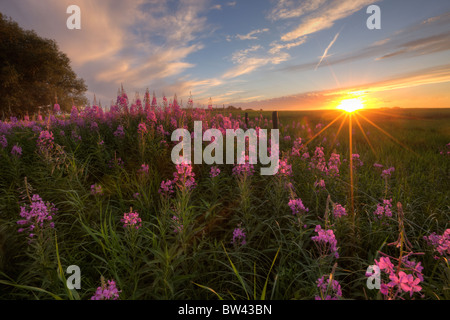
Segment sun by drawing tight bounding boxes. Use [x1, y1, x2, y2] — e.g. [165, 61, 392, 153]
[337, 98, 364, 113]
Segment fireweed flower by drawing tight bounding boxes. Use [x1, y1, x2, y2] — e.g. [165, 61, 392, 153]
[0, 135, 7, 148]
[373, 163, 384, 169]
[381, 167, 395, 178]
[121, 211, 142, 230]
[315, 275, 342, 300]
[108, 157, 124, 169]
[351, 154, 364, 168]
[291, 137, 304, 157]
[37, 130, 54, 154]
[90, 121, 99, 131]
[91, 184, 103, 195]
[210, 166, 220, 178]
[172, 216, 184, 233]
[232, 225, 247, 246]
[173, 163, 196, 191]
[424, 229, 450, 258]
[374, 199, 393, 220]
[311, 225, 339, 259]
[137, 122, 147, 135]
[159, 179, 174, 197]
[277, 159, 292, 178]
[17, 194, 57, 239]
[232, 162, 255, 177]
[91, 279, 121, 300]
[327, 153, 341, 177]
[114, 125, 125, 138]
[310, 147, 326, 172]
[288, 198, 309, 215]
[11, 144, 22, 157]
[372, 253, 424, 299]
[139, 163, 149, 175]
[332, 204, 347, 219]
[314, 179, 326, 190]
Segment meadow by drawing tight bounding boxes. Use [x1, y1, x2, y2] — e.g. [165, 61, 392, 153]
[0, 92, 448, 300]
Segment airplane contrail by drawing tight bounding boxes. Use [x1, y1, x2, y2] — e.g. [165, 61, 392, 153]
[315, 31, 340, 70]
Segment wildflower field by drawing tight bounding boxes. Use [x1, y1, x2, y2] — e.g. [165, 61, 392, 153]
[0, 91, 449, 300]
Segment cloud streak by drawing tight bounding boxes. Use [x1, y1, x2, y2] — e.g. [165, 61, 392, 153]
[315, 31, 340, 70]
[279, 0, 379, 41]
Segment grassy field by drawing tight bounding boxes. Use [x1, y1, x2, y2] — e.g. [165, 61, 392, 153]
[0, 106, 448, 300]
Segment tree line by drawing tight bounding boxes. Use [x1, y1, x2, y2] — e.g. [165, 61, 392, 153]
[0, 12, 87, 117]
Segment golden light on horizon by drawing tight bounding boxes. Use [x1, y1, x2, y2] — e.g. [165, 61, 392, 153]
[337, 98, 365, 113]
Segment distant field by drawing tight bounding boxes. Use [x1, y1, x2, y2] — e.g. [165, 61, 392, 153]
[0, 105, 448, 300]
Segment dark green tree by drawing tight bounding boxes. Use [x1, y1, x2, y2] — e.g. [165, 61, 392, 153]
[0, 13, 87, 117]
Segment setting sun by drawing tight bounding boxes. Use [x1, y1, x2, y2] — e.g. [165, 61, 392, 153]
[337, 98, 364, 113]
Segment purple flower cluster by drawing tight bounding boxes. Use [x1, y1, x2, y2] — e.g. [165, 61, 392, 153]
[173, 163, 196, 190]
[137, 122, 147, 135]
[17, 194, 57, 239]
[372, 255, 424, 298]
[210, 166, 221, 178]
[172, 215, 183, 233]
[232, 226, 247, 246]
[139, 163, 149, 175]
[232, 162, 255, 177]
[108, 157, 124, 169]
[423, 229, 450, 259]
[291, 137, 304, 157]
[121, 211, 142, 230]
[36, 130, 54, 154]
[276, 159, 292, 178]
[288, 198, 309, 215]
[90, 184, 103, 195]
[311, 225, 339, 259]
[0, 135, 7, 148]
[327, 153, 341, 177]
[381, 167, 395, 178]
[315, 275, 342, 300]
[332, 204, 347, 219]
[113, 125, 125, 138]
[11, 144, 22, 157]
[314, 179, 326, 190]
[91, 279, 121, 300]
[310, 147, 326, 172]
[351, 153, 364, 168]
[374, 199, 393, 220]
[159, 179, 175, 197]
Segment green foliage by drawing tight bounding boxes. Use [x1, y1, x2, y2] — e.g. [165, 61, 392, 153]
[0, 13, 87, 117]
[0, 108, 448, 300]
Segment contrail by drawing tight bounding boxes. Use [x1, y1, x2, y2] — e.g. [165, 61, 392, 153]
[315, 31, 340, 70]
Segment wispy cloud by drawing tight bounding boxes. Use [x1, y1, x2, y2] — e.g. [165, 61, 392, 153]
[269, 38, 307, 54]
[268, 0, 327, 21]
[279, 0, 379, 41]
[0, 0, 217, 102]
[315, 31, 340, 70]
[235, 28, 269, 40]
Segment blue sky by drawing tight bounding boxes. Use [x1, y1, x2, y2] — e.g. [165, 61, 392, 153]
[1, 0, 449, 109]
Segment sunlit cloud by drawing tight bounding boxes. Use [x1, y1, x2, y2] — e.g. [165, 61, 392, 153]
[269, 37, 307, 54]
[280, 0, 379, 41]
[235, 28, 269, 40]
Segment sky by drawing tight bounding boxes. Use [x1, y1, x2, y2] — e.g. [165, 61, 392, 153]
[1, 0, 450, 110]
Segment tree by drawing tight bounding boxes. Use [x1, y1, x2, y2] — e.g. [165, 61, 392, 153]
[0, 13, 87, 117]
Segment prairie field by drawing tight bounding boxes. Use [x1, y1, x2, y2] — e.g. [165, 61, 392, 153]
[0, 102, 448, 300]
